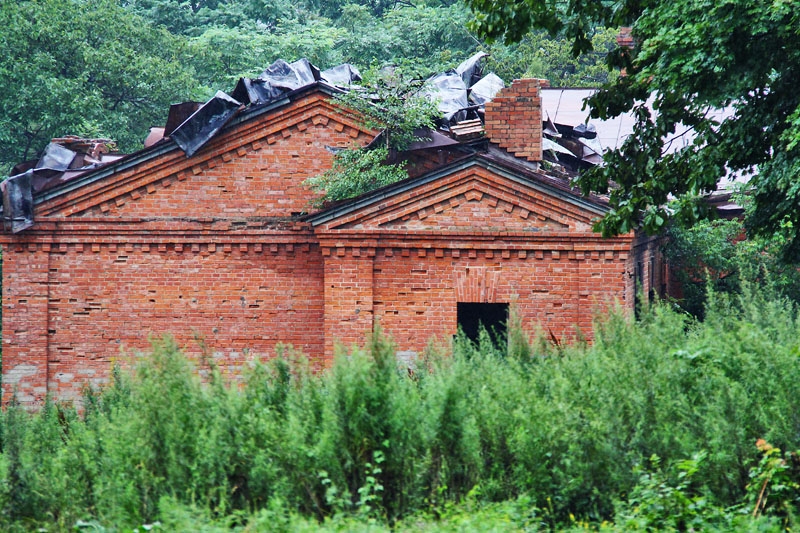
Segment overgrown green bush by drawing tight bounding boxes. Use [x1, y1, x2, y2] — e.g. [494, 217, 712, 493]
[663, 218, 800, 318]
[304, 73, 438, 206]
[2, 288, 800, 531]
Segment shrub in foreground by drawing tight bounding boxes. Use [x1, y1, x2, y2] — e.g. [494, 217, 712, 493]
[1, 289, 800, 530]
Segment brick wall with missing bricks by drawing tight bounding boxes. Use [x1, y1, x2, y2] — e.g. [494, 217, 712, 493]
[484, 78, 545, 162]
[1, 82, 659, 408]
[1, 91, 373, 406]
[313, 161, 638, 360]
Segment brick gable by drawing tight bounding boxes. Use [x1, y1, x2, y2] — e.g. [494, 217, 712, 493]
[310, 156, 635, 357]
[34, 91, 375, 220]
[313, 158, 603, 233]
[322, 164, 593, 233]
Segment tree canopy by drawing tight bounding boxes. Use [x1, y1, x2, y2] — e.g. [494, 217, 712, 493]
[466, 0, 800, 257]
[0, 0, 199, 169]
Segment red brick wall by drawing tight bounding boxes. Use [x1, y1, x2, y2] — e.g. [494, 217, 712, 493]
[0, 87, 644, 407]
[2, 240, 325, 405]
[319, 244, 631, 356]
[1, 90, 373, 406]
[313, 158, 636, 358]
[78, 122, 366, 219]
[327, 165, 597, 233]
[322, 251, 376, 361]
[35, 93, 373, 220]
[1, 246, 50, 405]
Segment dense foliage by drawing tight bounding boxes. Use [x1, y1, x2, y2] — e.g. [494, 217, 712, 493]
[485, 26, 619, 88]
[663, 218, 800, 319]
[304, 75, 439, 204]
[304, 146, 409, 206]
[0, 0, 618, 175]
[2, 290, 800, 530]
[465, 0, 800, 259]
[0, 0, 198, 168]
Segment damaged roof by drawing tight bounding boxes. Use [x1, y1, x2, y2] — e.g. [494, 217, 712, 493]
[4, 51, 725, 232]
[539, 88, 739, 178]
[307, 146, 610, 228]
[1, 137, 122, 232]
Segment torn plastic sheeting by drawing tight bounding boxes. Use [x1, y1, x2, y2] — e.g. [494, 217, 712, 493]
[2, 170, 34, 233]
[262, 58, 320, 86]
[469, 73, 504, 106]
[231, 77, 275, 106]
[456, 51, 488, 88]
[233, 58, 321, 105]
[171, 91, 242, 158]
[36, 142, 76, 171]
[578, 136, 604, 156]
[423, 71, 468, 121]
[259, 58, 319, 95]
[321, 63, 362, 86]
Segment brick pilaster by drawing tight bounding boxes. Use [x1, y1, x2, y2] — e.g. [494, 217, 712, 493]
[2, 244, 50, 407]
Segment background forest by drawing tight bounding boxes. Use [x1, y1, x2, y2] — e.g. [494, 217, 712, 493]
[0, 0, 616, 175]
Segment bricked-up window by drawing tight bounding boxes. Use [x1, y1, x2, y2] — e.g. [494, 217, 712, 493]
[457, 303, 508, 344]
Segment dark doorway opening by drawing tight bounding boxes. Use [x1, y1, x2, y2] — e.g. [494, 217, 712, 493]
[457, 302, 508, 344]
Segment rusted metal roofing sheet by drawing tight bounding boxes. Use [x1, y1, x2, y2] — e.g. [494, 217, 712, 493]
[171, 91, 242, 158]
[165, 102, 202, 136]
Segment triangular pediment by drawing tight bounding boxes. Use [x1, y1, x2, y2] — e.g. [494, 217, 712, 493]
[313, 160, 605, 234]
[35, 89, 376, 219]
[373, 182, 572, 232]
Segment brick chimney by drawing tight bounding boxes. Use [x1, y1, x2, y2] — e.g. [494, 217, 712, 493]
[483, 78, 545, 162]
[616, 27, 635, 77]
[616, 26, 634, 49]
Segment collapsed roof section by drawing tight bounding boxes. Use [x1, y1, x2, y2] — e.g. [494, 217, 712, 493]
[1, 53, 619, 232]
[2, 137, 122, 232]
[416, 54, 606, 174]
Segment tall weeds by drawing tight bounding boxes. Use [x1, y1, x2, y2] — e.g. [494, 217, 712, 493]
[1, 290, 800, 530]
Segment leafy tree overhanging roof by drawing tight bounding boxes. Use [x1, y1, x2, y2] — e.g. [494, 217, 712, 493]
[466, 0, 800, 258]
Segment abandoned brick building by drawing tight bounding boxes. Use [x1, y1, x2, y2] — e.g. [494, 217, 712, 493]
[0, 61, 664, 406]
